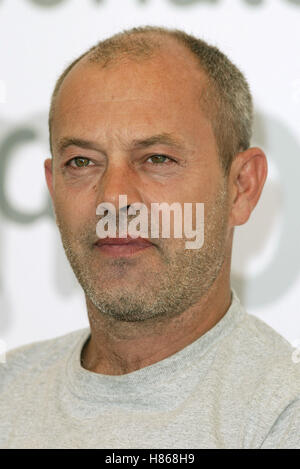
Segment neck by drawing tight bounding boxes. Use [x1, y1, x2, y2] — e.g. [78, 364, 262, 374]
[81, 263, 232, 376]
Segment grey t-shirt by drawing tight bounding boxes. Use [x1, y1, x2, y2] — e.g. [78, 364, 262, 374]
[0, 289, 300, 449]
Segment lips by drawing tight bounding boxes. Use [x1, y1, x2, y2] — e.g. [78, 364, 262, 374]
[95, 236, 153, 247]
[94, 235, 154, 258]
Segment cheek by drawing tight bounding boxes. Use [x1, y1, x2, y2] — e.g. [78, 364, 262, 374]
[53, 188, 96, 229]
[169, 175, 213, 205]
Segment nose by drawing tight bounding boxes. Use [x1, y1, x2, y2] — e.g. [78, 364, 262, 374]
[95, 159, 144, 212]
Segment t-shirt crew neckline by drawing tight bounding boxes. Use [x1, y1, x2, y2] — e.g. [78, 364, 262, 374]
[65, 288, 245, 401]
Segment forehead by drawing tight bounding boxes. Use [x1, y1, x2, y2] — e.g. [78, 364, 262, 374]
[51, 44, 213, 149]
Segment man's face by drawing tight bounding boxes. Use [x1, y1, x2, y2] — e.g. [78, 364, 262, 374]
[47, 46, 231, 322]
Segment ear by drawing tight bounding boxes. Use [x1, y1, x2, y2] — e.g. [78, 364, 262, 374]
[228, 147, 268, 227]
[44, 158, 54, 201]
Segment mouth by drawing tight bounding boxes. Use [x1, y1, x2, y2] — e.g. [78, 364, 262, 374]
[94, 236, 154, 258]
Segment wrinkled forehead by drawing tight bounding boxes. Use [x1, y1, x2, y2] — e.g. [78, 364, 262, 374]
[50, 45, 214, 156]
[53, 41, 208, 115]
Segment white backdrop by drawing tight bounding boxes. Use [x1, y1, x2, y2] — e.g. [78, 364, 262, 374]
[0, 0, 300, 354]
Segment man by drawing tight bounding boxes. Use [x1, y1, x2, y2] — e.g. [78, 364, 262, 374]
[0, 26, 299, 449]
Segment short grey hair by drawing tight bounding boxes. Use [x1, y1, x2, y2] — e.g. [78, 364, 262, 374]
[49, 25, 253, 176]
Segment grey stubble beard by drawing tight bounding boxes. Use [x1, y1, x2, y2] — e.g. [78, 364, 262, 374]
[55, 182, 229, 325]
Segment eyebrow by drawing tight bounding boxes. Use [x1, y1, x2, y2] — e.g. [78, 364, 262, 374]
[55, 133, 186, 155]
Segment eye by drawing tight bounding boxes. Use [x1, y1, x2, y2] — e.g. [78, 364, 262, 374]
[66, 157, 94, 168]
[146, 154, 175, 165]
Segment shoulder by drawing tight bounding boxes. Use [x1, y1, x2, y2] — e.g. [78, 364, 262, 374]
[0, 328, 90, 392]
[244, 310, 300, 388]
[238, 309, 299, 369]
[260, 396, 300, 448]
[226, 302, 300, 429]
[226, 293, 299, 374]
[217, 295, 300, 446]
